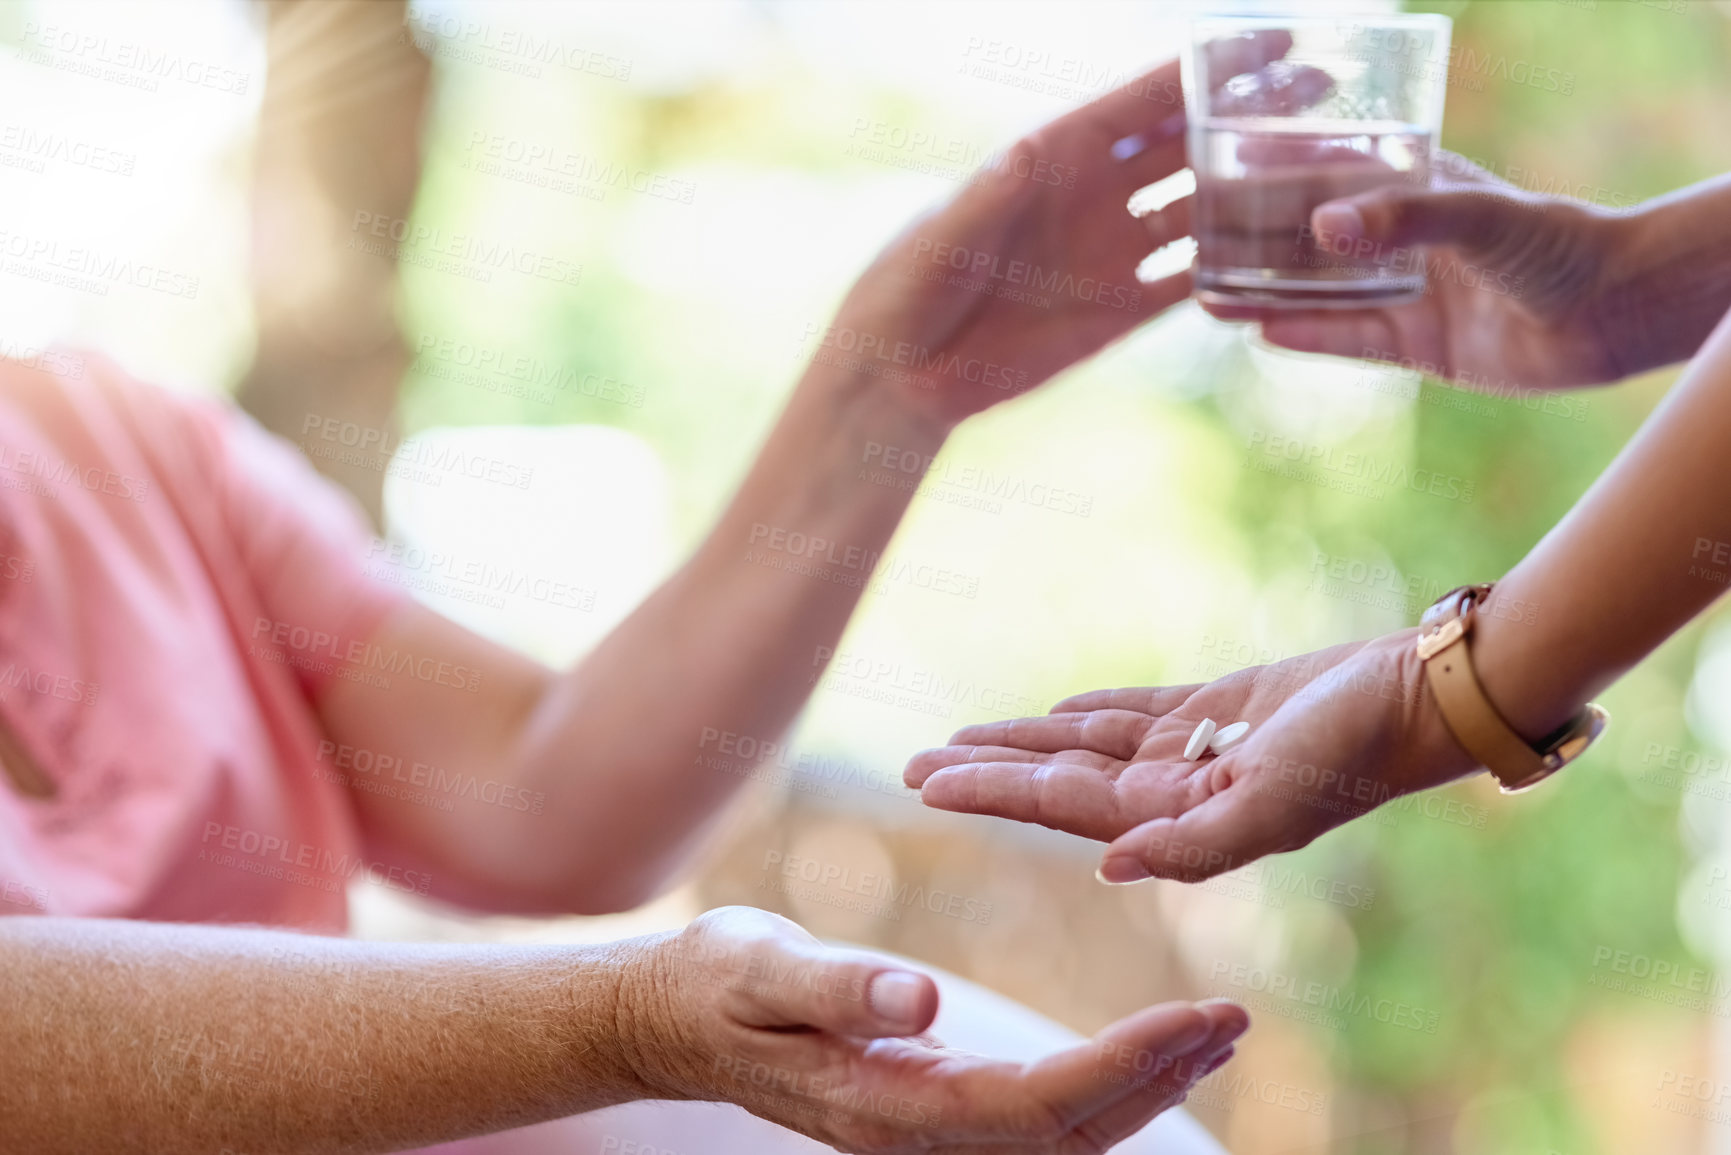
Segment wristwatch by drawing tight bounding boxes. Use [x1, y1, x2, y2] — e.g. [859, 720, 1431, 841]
[1416, 584, 1609, 793]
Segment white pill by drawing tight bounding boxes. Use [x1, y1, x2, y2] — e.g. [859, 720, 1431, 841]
[1183, 718, 1217, 760]
[1209, 721, 1250, 754]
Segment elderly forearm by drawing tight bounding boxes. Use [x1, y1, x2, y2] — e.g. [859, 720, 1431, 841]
[0, 917, 658, 1154]
[1472, 305, 1731, 741]
[509, 366, 951, 907]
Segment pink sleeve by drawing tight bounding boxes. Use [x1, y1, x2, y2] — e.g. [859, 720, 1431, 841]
[209, 407, 409, 700]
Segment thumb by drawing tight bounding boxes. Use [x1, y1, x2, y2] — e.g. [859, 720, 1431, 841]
[1309, 181, 1555, 268]
[1096, 761, 1329, 884]
[739, 934, 940, 1039]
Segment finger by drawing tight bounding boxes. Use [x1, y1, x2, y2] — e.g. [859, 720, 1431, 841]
[918, 760, 1125, 840]
[1072, 1003, 1249, 1146]
[906, 1001, 1217, 1147]
[1198, 29, 1295, 94]
[1098, 756, 1330, 883]
[1069, 59, 1185, 145]
[735, 934, 939, 1037]
[1112, 113, 1188, 189]
[1136, 191, 1193, 251]
[1021, 1001, 1244, 1136]
[1049, 685, 1201, 716]
[950, 709, 1160, 759]
[1310, 181, 1550, 261]
[1081, 29, 1293, 157]
[904, 743, 1055, 789]
[1211, 60, 1336, 119]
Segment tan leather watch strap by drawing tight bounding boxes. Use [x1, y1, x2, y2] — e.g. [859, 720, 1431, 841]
[1422, 628, 1547, 785]
[1416, 583, 1608, 793]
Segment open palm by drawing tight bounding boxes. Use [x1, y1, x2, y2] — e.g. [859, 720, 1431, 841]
[904, 631, 1478, 882]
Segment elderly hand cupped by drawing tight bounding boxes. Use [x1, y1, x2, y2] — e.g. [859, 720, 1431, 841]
[630, 906, 1247, 1153]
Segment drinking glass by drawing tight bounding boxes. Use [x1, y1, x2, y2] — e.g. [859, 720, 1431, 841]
[1182, 14, 1452, 308]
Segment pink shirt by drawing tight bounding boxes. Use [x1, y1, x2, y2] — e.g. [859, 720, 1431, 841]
[0, 354, 405, 933]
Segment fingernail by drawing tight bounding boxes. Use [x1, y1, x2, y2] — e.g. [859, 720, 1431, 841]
[1111, 134, 1148, 162]
[1312, 203, 1364, 240]
[869, 972, 926, 1030]
[1168, 1017, 1216, 1057]
[1095, 858, 1152, 885]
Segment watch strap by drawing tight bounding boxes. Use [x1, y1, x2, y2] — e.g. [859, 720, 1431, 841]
[1416, 583, 1608, 793]
[1421, 628, 1550, 789]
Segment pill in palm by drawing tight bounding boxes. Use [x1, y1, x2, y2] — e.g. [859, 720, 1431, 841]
[1183, 718, 1218, 760]
[1209, 721, 1250, 754]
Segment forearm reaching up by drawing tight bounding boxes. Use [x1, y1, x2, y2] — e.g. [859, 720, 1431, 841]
[313, 54, 1213, 914]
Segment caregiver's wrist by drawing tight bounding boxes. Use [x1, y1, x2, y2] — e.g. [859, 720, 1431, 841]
[1462, 586, 1591, 746]
[1600, 183, 1731, 373]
